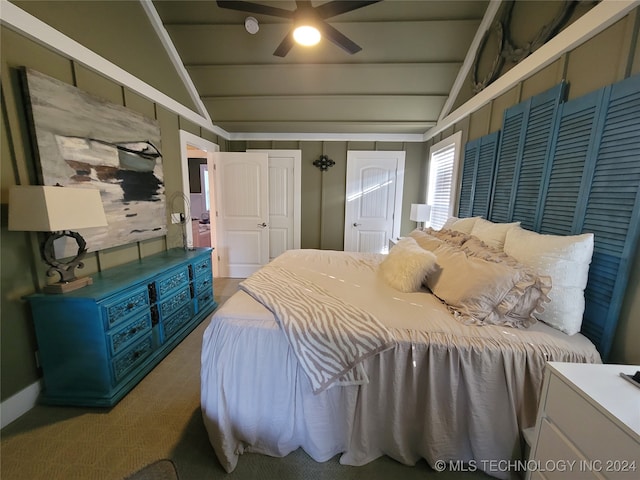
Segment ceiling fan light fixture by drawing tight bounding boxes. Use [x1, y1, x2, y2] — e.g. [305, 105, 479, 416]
[293, 25, 321, 46]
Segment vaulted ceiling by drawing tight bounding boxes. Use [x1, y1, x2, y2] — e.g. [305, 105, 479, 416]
[152, 0, 490, 136]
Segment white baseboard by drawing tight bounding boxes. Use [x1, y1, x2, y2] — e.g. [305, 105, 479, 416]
[0, 381, 41, 429]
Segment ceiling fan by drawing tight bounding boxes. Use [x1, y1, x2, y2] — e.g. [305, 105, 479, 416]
[216, 0, 382, 57]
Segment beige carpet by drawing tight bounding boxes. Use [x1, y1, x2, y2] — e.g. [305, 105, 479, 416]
[1, 278, 489, 480]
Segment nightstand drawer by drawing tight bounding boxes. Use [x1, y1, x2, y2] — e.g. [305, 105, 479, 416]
[111, 334, 153, 383]
[107, 312, 152, 356]
[535, 418, 598, 480]
[546, 375, 639, 479]
[156, 266, 190, 299]
[103, 287, 150, 329]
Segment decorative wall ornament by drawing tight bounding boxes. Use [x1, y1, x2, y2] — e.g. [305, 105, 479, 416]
[313, 155, 335, 171]
[22, 68, 167, 256]
[472, 1, 580, 93]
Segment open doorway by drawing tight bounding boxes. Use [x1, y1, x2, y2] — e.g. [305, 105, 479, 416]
[178, 130, 220, 276]
[187, 146, 212, 248]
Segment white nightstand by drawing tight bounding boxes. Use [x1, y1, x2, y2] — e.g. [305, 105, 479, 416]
[526, 362, 640, 480]
[388, 236, 406, 251]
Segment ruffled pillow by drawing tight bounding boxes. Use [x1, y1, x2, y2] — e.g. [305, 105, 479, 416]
[424, 241, 550, 328]
[380, 237, 438, 293]
[470, 218, 520, 250]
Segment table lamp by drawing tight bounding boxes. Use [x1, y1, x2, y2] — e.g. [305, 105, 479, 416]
[410, 203, 431, 231]
[8, 185, 108, 294]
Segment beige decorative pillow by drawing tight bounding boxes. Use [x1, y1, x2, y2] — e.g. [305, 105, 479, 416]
[425, 242, 550, 328]
[440, 216, 481, 234]
[380, 237, 438, 293]
[408, 229, 444, 252]
[504, 227, 594, 335]
[424, 227, 470, 246]
[470, 218, 520, 250]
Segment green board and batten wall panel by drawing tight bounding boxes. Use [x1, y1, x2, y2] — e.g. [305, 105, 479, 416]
[458, 75, 640, 360]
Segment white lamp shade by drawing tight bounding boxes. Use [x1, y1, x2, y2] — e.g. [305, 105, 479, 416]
[8, 186, 108, 232]
[410, 203, 431, 223]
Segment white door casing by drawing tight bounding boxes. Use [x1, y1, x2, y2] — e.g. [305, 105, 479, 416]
[249, 150, 302, 260]
[178, 130, 219, 276]
[213, 152, 269, 277]
[344, 150, 405, 253]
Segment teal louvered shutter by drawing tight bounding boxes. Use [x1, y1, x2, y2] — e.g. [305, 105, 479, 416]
[490, 104, 525, 222]
[459, 132, 499, 219]
[539, 89, 604, 235]
[578, 75, 640, 360]
[490, 82, 567, 224]
[472, 132, 500, 217]
[539, 74, 640, 359]
[459, 140, 478, 218]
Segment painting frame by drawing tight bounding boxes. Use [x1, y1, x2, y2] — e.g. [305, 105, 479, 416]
[21, 68, 167, 257]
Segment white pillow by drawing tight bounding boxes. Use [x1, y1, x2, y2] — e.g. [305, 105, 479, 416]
[503, 227, 594, 335]
[380, 237, 438, 293]
[441, 216, 481, 234]
[470, 218, 520, 250]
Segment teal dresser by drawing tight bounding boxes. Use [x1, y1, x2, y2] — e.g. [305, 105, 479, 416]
[25, 247, 217, 407]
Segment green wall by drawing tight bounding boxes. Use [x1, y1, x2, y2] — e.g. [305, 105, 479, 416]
[0, 24, 220, 401]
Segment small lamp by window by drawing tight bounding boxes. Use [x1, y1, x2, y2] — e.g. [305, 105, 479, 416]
[410, 203, 431, 231]
[8, 185, 108, 294]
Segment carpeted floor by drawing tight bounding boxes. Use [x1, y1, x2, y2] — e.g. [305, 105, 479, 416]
[1, 278, 490, 480]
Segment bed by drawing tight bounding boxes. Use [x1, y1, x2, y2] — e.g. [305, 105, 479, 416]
[200, 223, 602, 479]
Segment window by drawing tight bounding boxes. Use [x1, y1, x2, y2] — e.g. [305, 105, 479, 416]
[427, 131, 463, 229]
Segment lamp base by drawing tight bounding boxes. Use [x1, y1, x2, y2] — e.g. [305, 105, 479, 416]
[43, 276, 93, 294]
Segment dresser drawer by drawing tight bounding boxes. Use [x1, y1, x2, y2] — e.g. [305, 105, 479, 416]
[191, 255, 212, 278]
[545, 375, 639, 479]
[162, 303, 193, 341]
[155, 266, 190, 299]
[111, 334, 153, 383]
[194, 274, 213, 296]
[158, 286, 191, 319]
[107, 312, 152, 356]
[103, 286, 150, 329]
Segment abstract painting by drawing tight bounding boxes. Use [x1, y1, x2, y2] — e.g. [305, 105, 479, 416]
[22, 68, 166, 256]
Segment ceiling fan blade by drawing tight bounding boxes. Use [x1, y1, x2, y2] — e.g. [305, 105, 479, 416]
[273, 30, 295, 57]
[314, 0, 382, 20]
[317, 21, 362, 54]
[216, 1, 293, 19]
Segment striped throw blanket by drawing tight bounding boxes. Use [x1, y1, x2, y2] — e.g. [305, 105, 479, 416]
[239, 264, 396, 393]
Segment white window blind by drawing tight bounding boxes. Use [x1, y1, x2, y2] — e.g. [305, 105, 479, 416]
[427, 144, 455, 229]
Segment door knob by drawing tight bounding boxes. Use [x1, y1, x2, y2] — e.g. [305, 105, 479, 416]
[353, 223, 361, 227]
[258, 222, 267, 228]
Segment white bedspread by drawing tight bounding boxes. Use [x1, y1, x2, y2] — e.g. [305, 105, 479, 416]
[201, 249, 601, 478]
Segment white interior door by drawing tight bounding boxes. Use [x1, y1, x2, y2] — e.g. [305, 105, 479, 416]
[250, 149, 301, 260]
[214, 152, 269, 277]
[344, 151, 405, 253]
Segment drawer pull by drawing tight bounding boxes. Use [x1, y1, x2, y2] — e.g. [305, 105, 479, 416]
[127, 303, 134, 310]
